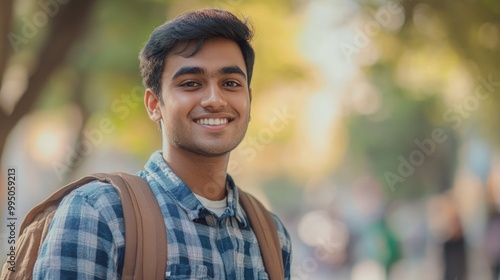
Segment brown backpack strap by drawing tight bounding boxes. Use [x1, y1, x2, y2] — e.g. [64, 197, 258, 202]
[239, 190, 284, 280]
[90, 173, 167, 280]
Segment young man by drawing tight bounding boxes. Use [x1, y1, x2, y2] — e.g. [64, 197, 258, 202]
[33, 9, 292, 279]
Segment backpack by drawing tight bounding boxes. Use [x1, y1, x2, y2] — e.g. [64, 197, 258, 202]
[1, 172, 284, 280]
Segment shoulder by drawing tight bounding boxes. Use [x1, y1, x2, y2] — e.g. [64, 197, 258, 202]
[238, 190, 292, 250]
[47, 179, 126, 246]
[34, 180, 126, 279]
[269, 212, 292, 250]
[68, 180, 120, 201]
[57, 180, 123, 221]
[268, 211, 292, 279]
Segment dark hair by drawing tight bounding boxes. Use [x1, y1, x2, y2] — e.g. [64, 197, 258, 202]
[139, 9, 254, 101]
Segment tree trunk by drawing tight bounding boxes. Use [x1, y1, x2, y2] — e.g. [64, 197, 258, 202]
[0, 0, 98, 162]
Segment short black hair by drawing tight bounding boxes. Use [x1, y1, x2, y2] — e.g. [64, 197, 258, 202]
[139, 9, 255, 101]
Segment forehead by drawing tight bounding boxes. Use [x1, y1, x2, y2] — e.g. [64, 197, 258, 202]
[162, 38, 246, 79]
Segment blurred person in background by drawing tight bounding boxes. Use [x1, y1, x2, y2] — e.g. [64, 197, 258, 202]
[485, 174, 500, 280]
[429, 193, 467, 280]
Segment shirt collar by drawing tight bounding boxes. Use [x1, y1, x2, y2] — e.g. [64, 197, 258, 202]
[142, 151, 248, 227]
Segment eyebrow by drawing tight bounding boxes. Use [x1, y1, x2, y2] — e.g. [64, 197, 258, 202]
[218, 66, 247, 80]
[172, 66, 205, 80]
[171, 65, 247, 81]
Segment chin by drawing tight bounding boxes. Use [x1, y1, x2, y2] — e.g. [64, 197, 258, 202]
[193, 142, 240, 157]
[192, 148, 232, 158]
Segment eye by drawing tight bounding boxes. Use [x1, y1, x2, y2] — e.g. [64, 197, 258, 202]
[180, 81, 201, 87]
[223, 80, 241, 87]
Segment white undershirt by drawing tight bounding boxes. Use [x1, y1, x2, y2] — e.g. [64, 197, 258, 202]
[194, 193, 228, 217]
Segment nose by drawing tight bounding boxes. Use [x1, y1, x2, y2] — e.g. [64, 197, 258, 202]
[200, 84, 227, 110]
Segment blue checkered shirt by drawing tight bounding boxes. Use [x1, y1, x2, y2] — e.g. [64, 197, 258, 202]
[33, 151, 292, 279]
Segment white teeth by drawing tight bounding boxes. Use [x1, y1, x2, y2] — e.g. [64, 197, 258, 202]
[196, 118, 229, 125]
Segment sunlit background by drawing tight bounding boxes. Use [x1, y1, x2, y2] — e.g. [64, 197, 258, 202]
[1, 0, 500, 279]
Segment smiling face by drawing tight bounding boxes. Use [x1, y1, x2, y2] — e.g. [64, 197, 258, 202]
[145, 38, 251, 157]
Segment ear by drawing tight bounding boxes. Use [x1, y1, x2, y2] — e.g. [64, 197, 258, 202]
[144, 88, 162, 121]
[248, 88, 252, 121]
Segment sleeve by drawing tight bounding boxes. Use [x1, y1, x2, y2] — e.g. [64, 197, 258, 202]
[33, 182, 125, 280]
[271, 213, 292, 280]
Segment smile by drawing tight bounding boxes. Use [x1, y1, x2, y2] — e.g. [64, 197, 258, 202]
[195, 118, 230, 126]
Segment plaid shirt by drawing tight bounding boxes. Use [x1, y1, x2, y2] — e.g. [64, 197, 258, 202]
[33, 151, 292, 279]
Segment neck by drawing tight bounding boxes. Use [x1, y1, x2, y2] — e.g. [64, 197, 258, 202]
[162, 146, 229, 201]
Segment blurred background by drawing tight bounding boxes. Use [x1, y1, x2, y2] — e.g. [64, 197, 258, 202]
[1, 0, 499, 279]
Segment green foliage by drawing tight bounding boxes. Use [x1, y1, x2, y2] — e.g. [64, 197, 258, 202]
[344, 0, 499, 197]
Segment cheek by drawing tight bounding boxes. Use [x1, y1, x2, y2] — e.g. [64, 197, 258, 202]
[162, 94, 194, 116]
[231, 95, 251, 115]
